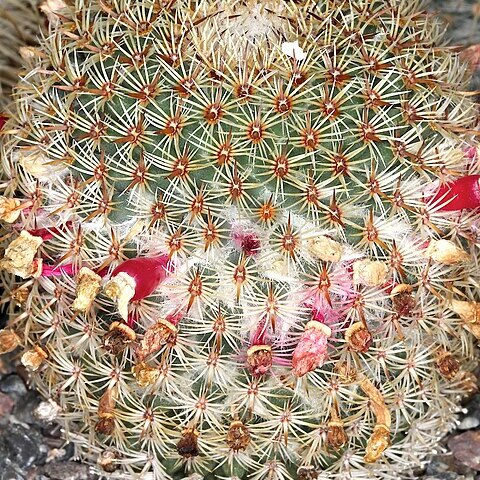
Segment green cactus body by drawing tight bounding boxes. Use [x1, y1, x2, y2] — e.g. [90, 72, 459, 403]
[0, 0, 480, 479]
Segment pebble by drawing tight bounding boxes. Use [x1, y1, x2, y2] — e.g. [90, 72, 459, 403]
[0, 375, 27, 397]
[459, 417, 480, 431]
[448, 431, 480, 470]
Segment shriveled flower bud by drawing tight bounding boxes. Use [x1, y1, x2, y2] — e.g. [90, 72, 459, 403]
[97, 448, 120, 473]
[391, 284, 415, 316]
[176, 428, 199, 458]
[326, 419, 348, 450]
[21, 345, 48, 371]
[226, 420, 251, 451]
[246, 345, 272, 377]
[424, 239, 469, 264]
[102, 322, 136, 355]
[0, 196, 21, 223]
[352, 260, 388, 286]
[0, 231, 43, 278]
[11, 286, 30, 306]
[307, 235, 343, 262]
[334, 362, 358, 384]
[297, 465, 319, 480]
[0, 329, 21, 354]
[364, 424, 390, 463]
[436, 350, 460, 379]
[95, 388, 116, 435]
[72, 267, 102, 311]
[136, 319, 177, 360]
[132, 362, 160, 387]
[345, 322, 373, 352]
[457, 370, 478, 397]
[292, 321, 331, 377]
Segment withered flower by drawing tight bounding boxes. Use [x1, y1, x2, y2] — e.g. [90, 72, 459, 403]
[102, 321, 136, 355]
[176, 428, 199, 458]
[246, 344, 272, 377]
[226, 420, 251, 451]
[345, 322, 373, 352]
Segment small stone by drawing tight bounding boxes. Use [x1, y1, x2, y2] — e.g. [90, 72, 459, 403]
[0, 375, 27, 397]
[458, 416, 480, 430]
[3, 424, 47, 469]
[448, 430, 480, 470]
[0, 392, 14, 418]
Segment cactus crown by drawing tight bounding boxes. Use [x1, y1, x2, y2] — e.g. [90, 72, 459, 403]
[0, 0, 479, 479]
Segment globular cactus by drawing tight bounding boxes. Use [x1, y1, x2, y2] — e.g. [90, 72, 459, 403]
[1, 0, 480, 478]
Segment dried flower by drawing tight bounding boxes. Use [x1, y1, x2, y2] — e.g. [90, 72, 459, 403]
[0, 196, 21, 223]
[345, 322, 373, 352]
[352, 260, 388, 286]
[136, 318, 177, 360]
[391, 284, 415, 316]
[72, 267, 102, 311]
[307, 235, 343, 262]
[436, 350, 460, 379]
[21, 345, 48, 371]
[326, 419, 348, 450]
[0, 231, 43, 278]
[132, 362, 160, 387]
[292, 321, 331, 377]
[102, 322, 136, 355]
[0, 329, 21, 354]
[246, 345, 272, 377]
[177, 428, 199, 458]
[95, 387, 117, 435]
[226, 420, 251, 451]
[424, 239, 469, 264]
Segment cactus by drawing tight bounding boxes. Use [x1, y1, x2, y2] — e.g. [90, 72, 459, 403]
[1, 0, 480, 478]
